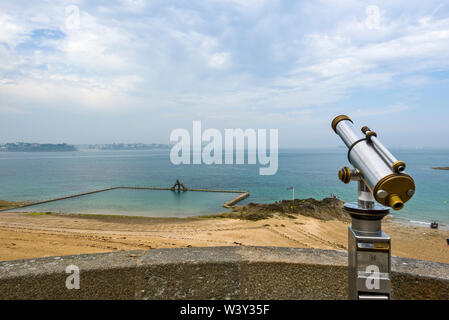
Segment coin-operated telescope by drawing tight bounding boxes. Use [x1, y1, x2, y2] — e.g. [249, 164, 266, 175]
[332, 115, 415, 300]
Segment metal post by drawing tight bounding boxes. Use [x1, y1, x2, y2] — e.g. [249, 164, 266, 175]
[346, 179, 391, 300]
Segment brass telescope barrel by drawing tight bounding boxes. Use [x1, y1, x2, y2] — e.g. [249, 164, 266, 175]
[332, 115, 415, 210]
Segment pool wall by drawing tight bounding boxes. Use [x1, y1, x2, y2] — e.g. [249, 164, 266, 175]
[0, 186, 250, 212]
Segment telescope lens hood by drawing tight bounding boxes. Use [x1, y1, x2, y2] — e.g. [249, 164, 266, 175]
[331, 115, 353, 133]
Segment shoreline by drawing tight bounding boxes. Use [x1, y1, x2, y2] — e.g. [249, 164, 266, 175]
[3, 195, 448, 228]
[7, 208, 448, 231]
[0, 210, 448, 264]
[16, 209, 448, 230]
[3, 207, 449, 230]
[392, 216, 448, 231]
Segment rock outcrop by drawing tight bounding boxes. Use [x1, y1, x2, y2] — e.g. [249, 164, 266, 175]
[221, 198, 350, 222]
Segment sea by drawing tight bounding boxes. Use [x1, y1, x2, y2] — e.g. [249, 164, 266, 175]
[0, 148, 448, 228]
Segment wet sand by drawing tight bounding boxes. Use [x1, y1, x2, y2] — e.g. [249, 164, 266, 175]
[0, 211, 448, 263]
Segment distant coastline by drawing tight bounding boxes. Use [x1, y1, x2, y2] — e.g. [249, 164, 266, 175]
[77, 143, 170, 151]
[0, 142, 170, 152]
[0, 142, 76, 152]
[432, 167, 449, 170]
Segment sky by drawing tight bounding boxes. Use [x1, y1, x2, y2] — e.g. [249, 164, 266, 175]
[0, 0, 448, 148]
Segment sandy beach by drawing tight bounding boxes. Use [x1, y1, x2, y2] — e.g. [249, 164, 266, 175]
[0, 211, 448, 264]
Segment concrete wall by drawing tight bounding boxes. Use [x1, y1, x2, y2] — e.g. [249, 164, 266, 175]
[0, 246, 448, 300]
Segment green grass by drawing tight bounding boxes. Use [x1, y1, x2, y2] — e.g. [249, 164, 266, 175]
[23, 211, 186, 220]
[26, 212, 53, 216]
[198, 211, 275, 221]
[25, 211, 144, 219]
[75, 213, 148, 219]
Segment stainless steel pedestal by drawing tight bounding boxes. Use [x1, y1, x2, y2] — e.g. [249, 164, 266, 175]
[345, 180, 392, 300]
[348, 219, 391, 300]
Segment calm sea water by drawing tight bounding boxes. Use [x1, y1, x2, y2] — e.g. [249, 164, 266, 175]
[0, 149, 448, 226]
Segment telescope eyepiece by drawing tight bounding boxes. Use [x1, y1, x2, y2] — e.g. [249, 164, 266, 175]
[392, 160, 406, 173]
[388, 194, 404, 210]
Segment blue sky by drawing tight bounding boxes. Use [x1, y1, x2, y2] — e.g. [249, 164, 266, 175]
[0, 0, 449, 147]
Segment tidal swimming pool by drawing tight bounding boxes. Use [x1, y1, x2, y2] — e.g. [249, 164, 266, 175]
[9, 188, 238, 217]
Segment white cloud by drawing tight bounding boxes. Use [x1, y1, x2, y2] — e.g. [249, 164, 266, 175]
[0, 13, 27, 46]
[0, 0, 449, 136]
[352, 104, 412, 118]
[120, 0, 147, 11]
[223, 0, 273, 12]
[269, 8, 449, 112]
[208, 52, 231, 69]
[58, 11, 133, 72]
[0, 77, 143, 112]
[0, 105, 27, 114]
